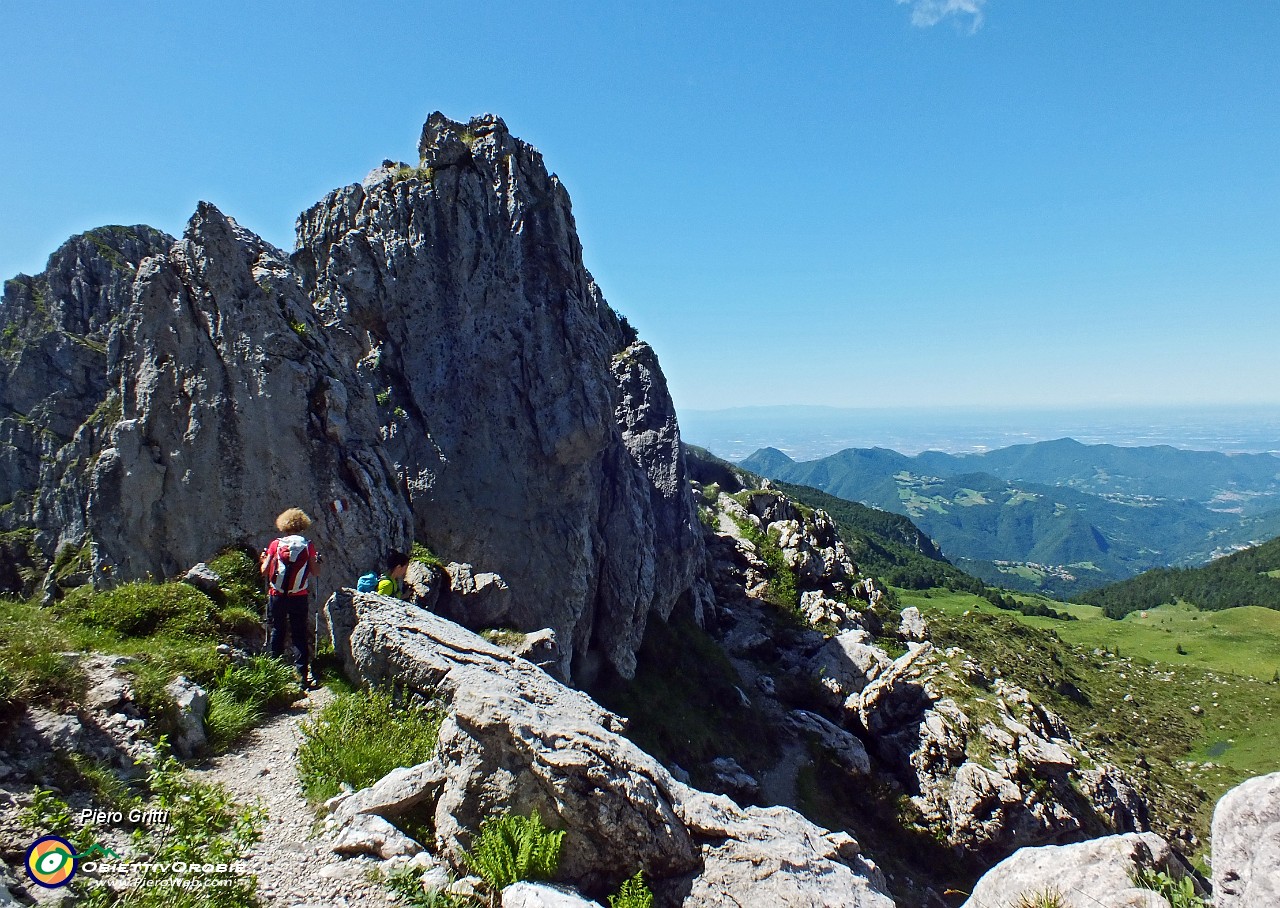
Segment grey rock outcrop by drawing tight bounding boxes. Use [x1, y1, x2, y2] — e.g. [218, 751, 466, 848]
[0, 226, 173, 596]
[1212, 771, 1280, 908]
[165, 676, 209, 758]
[90, 202, 412, 596]
[325, 591, 895, 906]
[849, 642, 1148, 857]
[0, 113, 708, 681]
[960, 832, 1191, 908]
[897, 606, 927, 642]
[785, 709, 871, 775]
[809, 630, 891, 706]
[438, 561, 510, 627]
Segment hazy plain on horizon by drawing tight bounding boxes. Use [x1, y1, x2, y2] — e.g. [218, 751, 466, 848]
[681, 404, 1280, 462]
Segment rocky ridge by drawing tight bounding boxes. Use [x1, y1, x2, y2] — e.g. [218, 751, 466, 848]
[687, 460, 1148, 870]
[0, 113, 708, 681]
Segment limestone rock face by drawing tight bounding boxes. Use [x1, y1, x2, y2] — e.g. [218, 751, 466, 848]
[326, 591, 895, 906]
[89, 203, 412, 591]
[1, 113, 707, 680]
[0, 226, 173, 594]
[1212, 771, 1280, 908]
[293, 112, 704, 681]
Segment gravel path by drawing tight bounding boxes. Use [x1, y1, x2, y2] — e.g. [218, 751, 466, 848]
[193, 688, 394, 908]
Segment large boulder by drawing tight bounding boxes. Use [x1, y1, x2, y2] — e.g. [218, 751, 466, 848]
[326, 592, 895, 906]
[960, 832, 1189, 908]
[502, 882, 599, 908]
[1212, 771, 1280, 908]
[165, 676, 209, 758]
[809, 630, 892, 706]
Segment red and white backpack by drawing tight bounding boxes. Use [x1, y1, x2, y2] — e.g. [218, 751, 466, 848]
[264, 535, 313, 595]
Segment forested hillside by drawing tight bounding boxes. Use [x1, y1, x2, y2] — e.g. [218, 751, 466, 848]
[1076, 535, 1280, 618]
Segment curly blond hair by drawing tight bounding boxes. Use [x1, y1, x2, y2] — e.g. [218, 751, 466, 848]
[275, 508, 313, 533]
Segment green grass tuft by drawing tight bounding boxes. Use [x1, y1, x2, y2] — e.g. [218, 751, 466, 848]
[1012, 889, 1067, 908]
[480, 628, 525, 648]
[58, 581, 222, 639]
[297, 688, 444, 803]
[204, 656, 298, 751]
[207, 547, 267, 614]
[205, 688, 264, 752]
[410, 542, 445, 567]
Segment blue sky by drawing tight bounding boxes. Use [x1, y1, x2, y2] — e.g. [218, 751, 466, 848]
[2, 1, 1277, 411]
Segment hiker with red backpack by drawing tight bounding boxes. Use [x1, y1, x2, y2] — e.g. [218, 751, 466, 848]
[260, 507, 320, 688]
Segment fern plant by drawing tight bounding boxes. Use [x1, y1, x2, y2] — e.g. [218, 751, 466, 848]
[609, 871, 654, 908]
[462, 811, 564, 892]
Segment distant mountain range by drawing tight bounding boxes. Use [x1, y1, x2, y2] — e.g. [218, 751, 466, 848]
[740, 438, 1280, 597]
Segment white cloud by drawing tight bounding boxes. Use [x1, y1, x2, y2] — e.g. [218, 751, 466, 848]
[895, 0, 988, 31]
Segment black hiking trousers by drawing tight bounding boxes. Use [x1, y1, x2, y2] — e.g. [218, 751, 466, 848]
[268, 593, 310, 678]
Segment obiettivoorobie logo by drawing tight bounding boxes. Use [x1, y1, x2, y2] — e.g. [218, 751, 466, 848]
[25, 836, 119, 889]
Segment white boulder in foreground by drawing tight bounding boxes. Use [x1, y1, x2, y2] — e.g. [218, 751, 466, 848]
[960, 831, 1196, 908]
[1212, 770, 1280, 908]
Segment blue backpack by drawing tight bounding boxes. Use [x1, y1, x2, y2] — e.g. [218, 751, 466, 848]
[355, 572, 379, 593]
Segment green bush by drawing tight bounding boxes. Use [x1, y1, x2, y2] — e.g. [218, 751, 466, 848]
[20, 750, 263, 907]
[207, 547, 267, 614]
[732, 518, 801, 619]
[1133, 868, 1208, 908]
[297, 688, 443, 802]
[214, 605, 263, 637]
[411, 542, 445, 567]
[61, 581, 221, 639]
[0, 599, 89, 709]
[462, 811, 564, 893]
[609, 871, 654, 908]
[117, 749, 264, 906]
